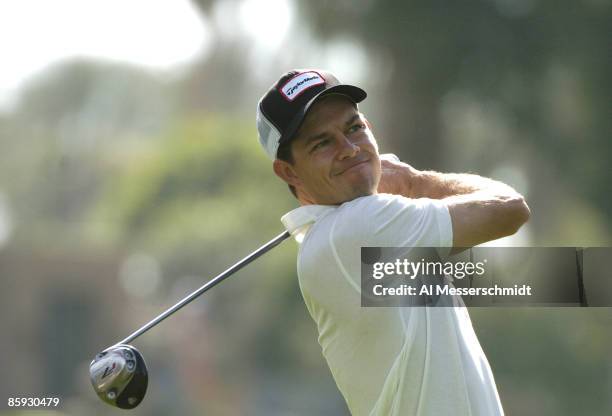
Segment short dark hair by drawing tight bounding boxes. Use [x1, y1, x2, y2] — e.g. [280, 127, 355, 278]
[276, 140, 298, 199]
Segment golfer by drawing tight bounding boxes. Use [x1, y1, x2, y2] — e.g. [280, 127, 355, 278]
[256, 69, 529, 415]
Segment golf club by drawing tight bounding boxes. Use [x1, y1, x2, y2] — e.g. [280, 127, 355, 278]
[90, 230, 291, 409]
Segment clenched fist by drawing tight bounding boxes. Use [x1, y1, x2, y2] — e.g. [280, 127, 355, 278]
[377, 154, 419, 198]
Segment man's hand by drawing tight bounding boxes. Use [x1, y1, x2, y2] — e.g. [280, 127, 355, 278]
[377, 154, 420, 197]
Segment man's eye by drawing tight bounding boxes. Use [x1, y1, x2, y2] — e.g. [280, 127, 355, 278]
[348, 123, 365, 133]
[311, 139, 330, 152]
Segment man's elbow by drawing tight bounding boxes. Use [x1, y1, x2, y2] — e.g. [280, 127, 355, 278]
[503, 195, 530, 236]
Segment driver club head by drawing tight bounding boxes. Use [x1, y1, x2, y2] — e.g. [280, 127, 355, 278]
[89, 344, 148, 409]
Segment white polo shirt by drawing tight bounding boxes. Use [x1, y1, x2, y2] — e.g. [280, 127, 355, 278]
[281, 193, 504, 416]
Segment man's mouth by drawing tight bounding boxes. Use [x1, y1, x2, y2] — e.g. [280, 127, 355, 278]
[334, 159, 370, 176]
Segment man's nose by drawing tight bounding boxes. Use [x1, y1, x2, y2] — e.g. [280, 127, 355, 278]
[336, 134, 359, 159]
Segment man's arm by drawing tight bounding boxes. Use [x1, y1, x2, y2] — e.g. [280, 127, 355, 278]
[378, 157, 530, 250]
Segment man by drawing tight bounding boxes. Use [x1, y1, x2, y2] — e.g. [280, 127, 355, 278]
[256, 69, 529, 415]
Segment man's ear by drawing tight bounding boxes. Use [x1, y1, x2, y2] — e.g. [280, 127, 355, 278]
[273, 159, 301, 187]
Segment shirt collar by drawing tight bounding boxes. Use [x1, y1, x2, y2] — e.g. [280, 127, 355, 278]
[281, 205, 336, 243]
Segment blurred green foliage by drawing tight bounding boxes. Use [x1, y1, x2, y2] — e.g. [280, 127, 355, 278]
[94, 116, 292, 249]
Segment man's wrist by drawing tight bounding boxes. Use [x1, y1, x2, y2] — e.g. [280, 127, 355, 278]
[398, 162, 422, 198]
[407, 169, 453, 199]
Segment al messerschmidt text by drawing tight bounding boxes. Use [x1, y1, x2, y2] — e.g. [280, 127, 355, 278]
[373, 284, 532, 297]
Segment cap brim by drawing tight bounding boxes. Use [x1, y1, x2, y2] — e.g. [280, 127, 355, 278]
[279, 84, 367, 145]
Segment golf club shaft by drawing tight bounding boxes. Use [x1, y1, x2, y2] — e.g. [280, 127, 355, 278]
[114, 230, 292, 346]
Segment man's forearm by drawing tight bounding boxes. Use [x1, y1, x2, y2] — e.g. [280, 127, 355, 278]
[409, 170, 521, 200]
[378, 158, 523, 200]
[377, 157, 530, 248]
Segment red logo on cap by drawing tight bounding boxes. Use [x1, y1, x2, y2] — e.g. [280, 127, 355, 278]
[279, 71, 325, 102]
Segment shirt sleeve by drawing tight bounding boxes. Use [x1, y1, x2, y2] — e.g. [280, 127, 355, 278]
[337, 193, 453, 250]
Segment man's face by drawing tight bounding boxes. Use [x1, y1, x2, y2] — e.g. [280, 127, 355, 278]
[274, 94, 382, 205]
